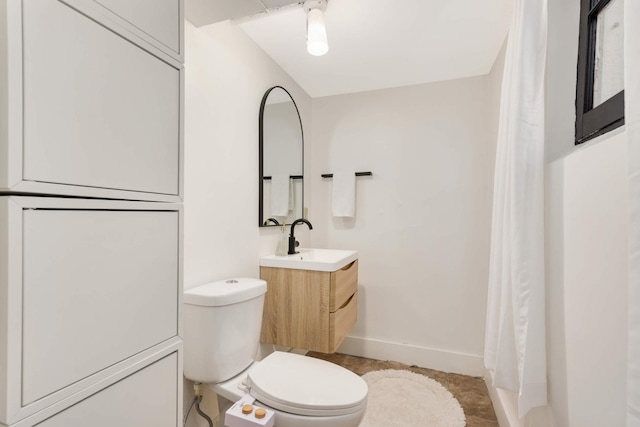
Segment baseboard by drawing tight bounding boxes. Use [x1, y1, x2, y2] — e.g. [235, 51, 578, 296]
[337, 336, 484, 377]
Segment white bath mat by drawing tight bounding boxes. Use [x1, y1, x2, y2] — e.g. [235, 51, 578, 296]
[359, 369, 466, 427]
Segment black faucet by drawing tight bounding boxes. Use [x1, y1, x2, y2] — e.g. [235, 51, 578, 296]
[264, 218, 280, 226]
[288, 218, 313, 254]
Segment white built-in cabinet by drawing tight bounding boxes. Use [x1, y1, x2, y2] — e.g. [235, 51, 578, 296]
[0, 198, 184, 426]
[0, 0, 184, 426]
[0, 0, 184, 201]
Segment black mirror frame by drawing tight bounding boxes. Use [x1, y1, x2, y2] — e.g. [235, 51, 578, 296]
[258, 86, 304, 227]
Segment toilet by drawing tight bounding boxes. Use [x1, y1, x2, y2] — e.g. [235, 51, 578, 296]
[183, 278, 368, 427]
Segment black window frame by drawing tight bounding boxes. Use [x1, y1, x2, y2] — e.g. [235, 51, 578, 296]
[575, 0, 625, 145]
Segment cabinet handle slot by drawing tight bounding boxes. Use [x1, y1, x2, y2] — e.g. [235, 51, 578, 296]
[338, 293, 355, 310]
[340, 261, 356, 271]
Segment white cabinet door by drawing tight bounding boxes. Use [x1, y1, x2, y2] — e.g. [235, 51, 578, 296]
[92, 0, 182, 57]
[21, 0, 181, 197]
[21, 208, 179, 405]
[36, 353, 178, 427]
[0, 197, 183, 426]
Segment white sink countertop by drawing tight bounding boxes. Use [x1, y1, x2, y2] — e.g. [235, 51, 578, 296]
[260, 248, 358, 272]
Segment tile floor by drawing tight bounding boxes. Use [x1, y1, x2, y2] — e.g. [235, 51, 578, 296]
[307, 351, 499, 427]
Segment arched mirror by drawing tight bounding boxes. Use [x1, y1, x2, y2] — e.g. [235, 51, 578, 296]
[259, 86, 304, 227]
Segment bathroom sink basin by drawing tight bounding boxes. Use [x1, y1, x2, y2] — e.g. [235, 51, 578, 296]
[260, 248, 358, 272]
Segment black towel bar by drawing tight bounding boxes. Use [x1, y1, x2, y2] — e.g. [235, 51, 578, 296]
[321, 172, 372, 178]
[262, 175, 303, 180]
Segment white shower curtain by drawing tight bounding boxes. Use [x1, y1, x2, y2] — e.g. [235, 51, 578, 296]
[484, 0, 548, 418]
[626, 0, 640, 425]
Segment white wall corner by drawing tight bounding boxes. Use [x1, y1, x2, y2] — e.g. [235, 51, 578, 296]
[338, 336, 484, 377]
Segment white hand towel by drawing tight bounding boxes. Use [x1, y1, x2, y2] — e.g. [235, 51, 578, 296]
[270, 174, 290, 217]
[288, 177, 295, 211]
[332, 172, 356, 217]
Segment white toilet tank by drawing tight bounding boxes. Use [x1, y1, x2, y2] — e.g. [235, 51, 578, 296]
[183, 278, 267, 384]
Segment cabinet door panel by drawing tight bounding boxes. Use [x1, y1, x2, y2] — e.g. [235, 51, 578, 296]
[259, 267, 331, 351]
[93, 0, 181, 54]
[37, 353, 178, 427]
[22, 209, 179, 405]
[22, 0, 180, 196]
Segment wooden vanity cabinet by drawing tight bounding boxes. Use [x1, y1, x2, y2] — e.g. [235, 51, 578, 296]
[260, 260, 358, 353]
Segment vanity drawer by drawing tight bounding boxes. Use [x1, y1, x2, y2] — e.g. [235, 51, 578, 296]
[330, 260, 358, 312]
[329, 292, 358, 353]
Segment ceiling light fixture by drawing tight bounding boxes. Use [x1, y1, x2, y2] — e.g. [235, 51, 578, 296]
[304, 0, 328, 56]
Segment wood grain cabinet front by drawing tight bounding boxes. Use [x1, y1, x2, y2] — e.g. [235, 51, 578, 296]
[260, 260, 358, 353]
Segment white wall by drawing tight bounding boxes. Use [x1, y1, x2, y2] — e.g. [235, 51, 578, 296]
[183, 20, 312, 426]
[544, 133, 628, 427]
[183, 20, 311, 289]
[541, 0, 629, 426]
[308, 73, 498, 375]
[560, 133, 628, 426]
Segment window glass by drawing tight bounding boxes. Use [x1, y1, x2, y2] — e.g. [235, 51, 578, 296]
[575, 0, 625, 144]
[593, 0, 624, 107]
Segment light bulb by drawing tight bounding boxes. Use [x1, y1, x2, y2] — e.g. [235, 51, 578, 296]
[307, 8, 328, 56]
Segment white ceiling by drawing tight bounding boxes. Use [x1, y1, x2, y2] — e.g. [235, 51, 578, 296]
[185, 0, 301, 27]
[187, 0, 512, 98]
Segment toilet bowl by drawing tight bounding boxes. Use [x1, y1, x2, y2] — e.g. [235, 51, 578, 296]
[183, 278, 368, 427]
[212, 351, 367, 427]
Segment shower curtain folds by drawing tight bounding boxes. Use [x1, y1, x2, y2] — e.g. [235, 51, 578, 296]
[484, 0, 548, 419]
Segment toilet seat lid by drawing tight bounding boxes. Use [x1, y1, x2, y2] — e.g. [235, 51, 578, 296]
[247, 352, 368, 417]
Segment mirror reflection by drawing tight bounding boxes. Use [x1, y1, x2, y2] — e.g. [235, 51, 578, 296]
[259, 86, 304, 227]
